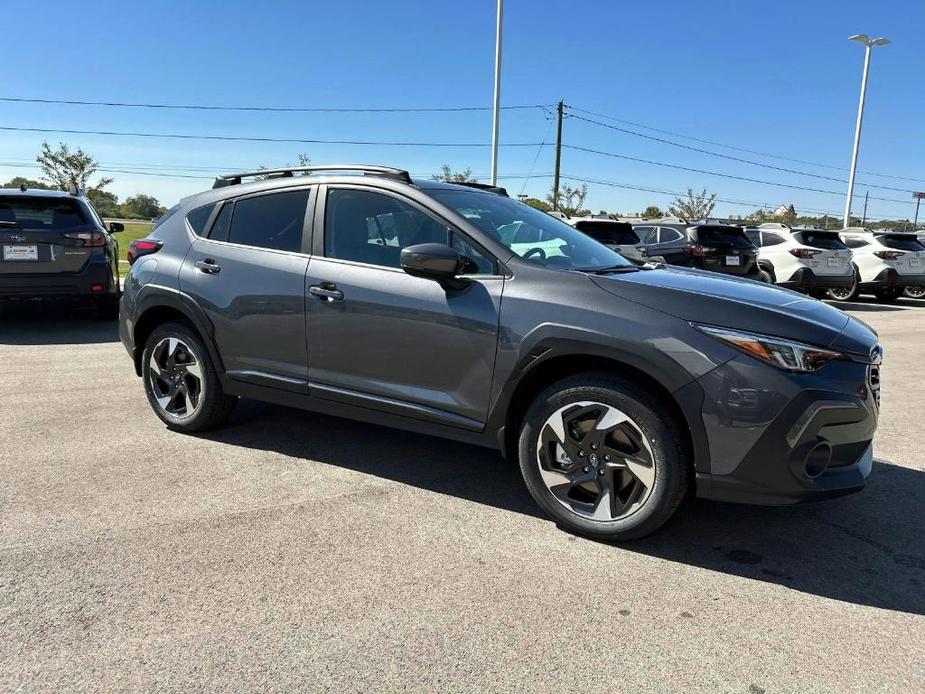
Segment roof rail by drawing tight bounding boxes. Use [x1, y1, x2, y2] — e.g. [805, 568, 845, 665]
[450, 181, 509, 197]
[212, 164, 412, 189]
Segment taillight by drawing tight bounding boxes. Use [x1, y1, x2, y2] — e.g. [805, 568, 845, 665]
[127, 239, 162, 265]
[874, 250, 904, 260]
[789, 248, 822, 259]
[682, 244, 705, 257]
[63, 231, 105, 247]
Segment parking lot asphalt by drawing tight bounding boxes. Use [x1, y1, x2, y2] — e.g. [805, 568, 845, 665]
[1, 298, 923, 693]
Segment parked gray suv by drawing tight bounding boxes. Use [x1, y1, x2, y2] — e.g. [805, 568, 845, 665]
[119, 165, 881, 540]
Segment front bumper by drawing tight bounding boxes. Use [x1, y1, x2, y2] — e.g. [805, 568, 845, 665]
[780, 267, 854, 291]
[0, 260, 117, 300]
[682, 352, 880, 505]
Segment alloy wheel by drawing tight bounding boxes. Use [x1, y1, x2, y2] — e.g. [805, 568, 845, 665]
[147, 337, 204, 420]
[905, 285, 925, 299]
[536, 401, 655, 521]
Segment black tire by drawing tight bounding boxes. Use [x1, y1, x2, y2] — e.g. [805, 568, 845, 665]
[518, 373, 690, 542]
[142, 320, 236, 432]
[873, 287, 902, 303]
[826, 268, 860, 302]
[904, 285, 925, 299]
[756, 269, 773, 284]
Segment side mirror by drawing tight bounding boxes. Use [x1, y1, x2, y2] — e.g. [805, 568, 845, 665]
[401, 243, 466, 287]
[109, 222, 125, 233]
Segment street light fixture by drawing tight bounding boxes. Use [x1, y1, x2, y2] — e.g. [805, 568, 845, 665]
[843, 34, 890, 228]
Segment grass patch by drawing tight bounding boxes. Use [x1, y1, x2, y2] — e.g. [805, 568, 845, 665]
[108, 221, 154, 264]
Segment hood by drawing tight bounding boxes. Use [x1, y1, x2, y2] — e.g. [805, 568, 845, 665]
[591, 267, 877, 356]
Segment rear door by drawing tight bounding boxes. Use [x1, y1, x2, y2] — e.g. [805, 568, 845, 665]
[693, 225, 756, 275]
[878, 234, 925, 277]
[792, 230, 852, 276]
[178, 188, 313, 389]
[0, 196, 102, 277]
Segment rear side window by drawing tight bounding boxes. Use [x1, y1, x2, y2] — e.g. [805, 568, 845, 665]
[695, 226, 753, 249]
[0, 197, 89, 230]
[658, 227, 684, 243]
[844, 237, 869, 249]
[574, 221, 639, 245]
[186, 203, 216, 236]
[879, 234, 925, 252]
[793, 231, 847, 250]
[634, 226, 657, 243]
[762, 233, 786, 247]
[227, 190, 309, 252]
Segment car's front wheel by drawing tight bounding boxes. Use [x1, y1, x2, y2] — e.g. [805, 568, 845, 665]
[142, 321, 236, 432]
[904, 285, 925, 299]
[518, 374, 689, 541]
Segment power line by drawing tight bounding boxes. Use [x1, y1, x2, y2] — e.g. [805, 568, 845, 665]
[561, 174, 901, 220]
[569, 105, 925, 185]
[0, 96, 551, 113]
[0, 124, 550, 148]
[564, 144, 914, 206]
[568, 113, 915, 194]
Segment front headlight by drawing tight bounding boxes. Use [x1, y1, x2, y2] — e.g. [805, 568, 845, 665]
[695, 325, 845, 372]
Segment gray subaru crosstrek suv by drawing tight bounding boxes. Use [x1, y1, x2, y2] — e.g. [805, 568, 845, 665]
[119, 165, 881, 541]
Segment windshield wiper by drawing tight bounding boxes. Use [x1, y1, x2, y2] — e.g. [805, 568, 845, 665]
[577, 265, 638, 275]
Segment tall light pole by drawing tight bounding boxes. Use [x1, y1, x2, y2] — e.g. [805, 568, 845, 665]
[489, 0, 503, 186]
[843, 34, 890, 228]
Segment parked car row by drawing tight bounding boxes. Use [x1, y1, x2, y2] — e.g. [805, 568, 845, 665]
[563, 216, 925, 304]
[0, 171, 888, 542]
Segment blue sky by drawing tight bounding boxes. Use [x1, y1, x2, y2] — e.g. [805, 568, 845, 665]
[1, 0, 922, 220]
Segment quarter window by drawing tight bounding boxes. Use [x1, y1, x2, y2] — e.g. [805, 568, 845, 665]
[845, 237, 869, 249]
[208, 203, 233, 242]
[762, 233, 786, 247]
[226, 190, 308, 252]
[186, 203, 216, 236]
[658, 227, 684, 243]
[634, 226, 657, 243]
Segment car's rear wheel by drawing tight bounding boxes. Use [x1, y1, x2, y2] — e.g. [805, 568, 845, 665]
[756, 269, 773, 284]
[874, 287, 903, 303]
[142, 321, 236, 432]
[518, 373, 689, 541]
[826, 269, 860, 302]
[904, 285, 925, 299]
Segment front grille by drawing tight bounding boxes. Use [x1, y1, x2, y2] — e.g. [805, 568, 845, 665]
[868, 363, 881, 407]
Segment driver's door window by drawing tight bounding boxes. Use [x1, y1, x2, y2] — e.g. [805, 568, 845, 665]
[324, 188, 491, 273]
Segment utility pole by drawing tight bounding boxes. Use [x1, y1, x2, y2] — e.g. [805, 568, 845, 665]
[552, 100, 564, 211]
[489, 0, 503, 186]
[861, 190, 869, 227]
[913, 192, 924, 231]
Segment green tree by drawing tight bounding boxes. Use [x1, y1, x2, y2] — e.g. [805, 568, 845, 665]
[87, 189, 121, 217]
[36, 141, 112, 192]
[2, 176, 50, 190]
[641, 205, 663, 218]
[668, 188, 717, 220]
[546, 183, 589, 217]
[121, 194, 162, 219]
[521, 197, 552, 212]
[432, 165, 475, 183]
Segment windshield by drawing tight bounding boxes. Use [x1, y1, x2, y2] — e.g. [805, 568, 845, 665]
[694, 225, 754, 250]
[428, 189, 633, 271]
[572, 221, 639, 245]
[0, 197, 90, 230]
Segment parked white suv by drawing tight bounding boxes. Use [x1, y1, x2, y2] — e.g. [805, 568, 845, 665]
[742, 224, 854, 294]
[906, 231, 925, 299]
[832, 229, 925, 302]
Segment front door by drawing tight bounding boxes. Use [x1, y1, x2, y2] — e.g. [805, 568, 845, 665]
[305, 185, 502, 429]
[179, 188, 313, 389]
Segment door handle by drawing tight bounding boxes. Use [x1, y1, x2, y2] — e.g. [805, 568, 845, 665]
[195, 259, 221, 274]
[309, 283, 344, 302]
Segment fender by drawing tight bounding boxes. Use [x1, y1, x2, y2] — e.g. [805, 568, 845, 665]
[131, 283, 226, 376]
